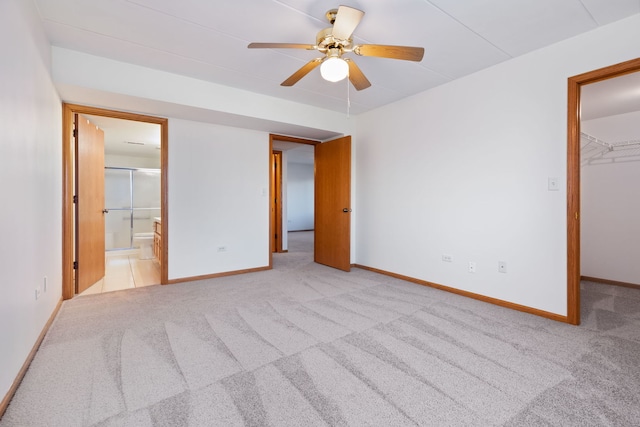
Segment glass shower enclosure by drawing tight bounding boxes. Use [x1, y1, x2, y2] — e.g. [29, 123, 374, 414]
[104, 167, 161, 250]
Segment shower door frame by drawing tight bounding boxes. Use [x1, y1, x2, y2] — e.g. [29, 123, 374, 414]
[62, 104, 169, 299]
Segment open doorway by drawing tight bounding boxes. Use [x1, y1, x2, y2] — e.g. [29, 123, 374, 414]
[566, 57, 640, 324]
[269, 134, 352, 272]
[271, 135, 317, 256]
[62, 104, 168, 300]
[79, 115, 162, 295]
[580, 71, 640, 292]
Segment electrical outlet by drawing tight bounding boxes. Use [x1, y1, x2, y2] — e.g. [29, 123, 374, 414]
[442, 254, 453, 262]
[35, 287, 41, 300]
[468, 262, 476, 273]
[217, 246, 227, 252]
[498, 261, 507, 273]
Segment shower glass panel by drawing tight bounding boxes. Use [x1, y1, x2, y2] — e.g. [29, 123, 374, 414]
[132, 169, 161, 235]
[104, 167, 161, 250]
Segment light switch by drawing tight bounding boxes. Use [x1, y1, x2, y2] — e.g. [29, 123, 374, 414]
[548, 177, 559, 191]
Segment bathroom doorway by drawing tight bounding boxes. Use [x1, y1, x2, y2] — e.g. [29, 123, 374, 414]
[62, 104, 168, 300]
[83, 115, 162, 295]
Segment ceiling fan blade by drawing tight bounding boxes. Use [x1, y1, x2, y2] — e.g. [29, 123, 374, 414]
[345, 59, 371, 91]
[248, 42, 316, 50]
[281, 58, 323, 86]
[332, 5, 364, 40]
[354, 44, 425, 62]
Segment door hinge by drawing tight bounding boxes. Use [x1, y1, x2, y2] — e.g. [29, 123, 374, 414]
[73, 261, 78, 270]
[73, 129, 77, 138]
[274, 234, 278, 239]
[73, 195, 78, 203]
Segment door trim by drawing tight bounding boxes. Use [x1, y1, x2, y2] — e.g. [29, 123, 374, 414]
[272, 150, 283, 253]
[62, 103, 169, 300]
[566, 57, 640, 325]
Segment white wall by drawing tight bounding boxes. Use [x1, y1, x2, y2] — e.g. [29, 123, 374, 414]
[50, 47, 358, 264]
[287, 162, 314, 231]
[105, 153, 160, 169]
[51, 47, 355, 138]
[0, 0, 62, 400]
[581, 161, 640, 284]
[168, 119, 269, 279]
[355, 14, 640, 316]
[581, 112, 640, 284]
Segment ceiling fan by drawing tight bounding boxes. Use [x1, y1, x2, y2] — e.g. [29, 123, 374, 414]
[248, 5, 424, 91]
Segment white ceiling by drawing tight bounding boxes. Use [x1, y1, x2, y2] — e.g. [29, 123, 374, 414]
[84, 114, 161, 158]
[38, 1, 640, 152]
[35, 0, 640, 116]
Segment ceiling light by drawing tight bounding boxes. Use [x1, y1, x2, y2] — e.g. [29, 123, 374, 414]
[320, 57, 348, 82]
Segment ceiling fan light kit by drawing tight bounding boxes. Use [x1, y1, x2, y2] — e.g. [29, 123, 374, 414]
[248, 5, 424, 90]
[321, 57, 349, 82]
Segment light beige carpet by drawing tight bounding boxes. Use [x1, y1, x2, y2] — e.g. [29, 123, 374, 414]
[2, 231, 640, 426]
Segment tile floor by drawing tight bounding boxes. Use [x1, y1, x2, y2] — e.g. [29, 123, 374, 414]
[80, 250, 160, 296]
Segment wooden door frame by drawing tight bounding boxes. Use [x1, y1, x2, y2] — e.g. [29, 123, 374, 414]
[566, 57, 640, 325]
[62, 103, 169, 300]
[268, 134, 319, 266]
[271, 150, 283, 253]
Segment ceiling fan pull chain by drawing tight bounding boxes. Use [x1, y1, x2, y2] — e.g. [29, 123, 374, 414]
[347, 75, 351, 119]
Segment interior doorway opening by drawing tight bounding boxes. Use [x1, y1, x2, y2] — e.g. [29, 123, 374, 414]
[62, 104, 168, 300]
[579, 70, 640, 291]
[270, 135, 318, 256]
[566, 57, 640, 325]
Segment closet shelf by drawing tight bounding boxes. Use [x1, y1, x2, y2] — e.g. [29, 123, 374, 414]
[581, 132, 640, 166]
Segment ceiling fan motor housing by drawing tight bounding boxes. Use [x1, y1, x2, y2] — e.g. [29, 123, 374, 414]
[316, 27, 352, 53]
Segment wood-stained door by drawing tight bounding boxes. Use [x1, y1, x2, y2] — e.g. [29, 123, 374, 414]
[314, 136, 351, 271]
[75, 114, 106, 293]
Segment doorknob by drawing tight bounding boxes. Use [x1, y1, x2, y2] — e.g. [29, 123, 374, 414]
[342, 208, 351, 213]
[102, 209, 109, 214]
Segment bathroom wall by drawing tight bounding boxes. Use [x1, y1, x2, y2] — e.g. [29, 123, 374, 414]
[105, 153, 160, 169]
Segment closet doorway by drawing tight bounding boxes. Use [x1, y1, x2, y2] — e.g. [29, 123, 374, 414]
[566, 57, 640, 324]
